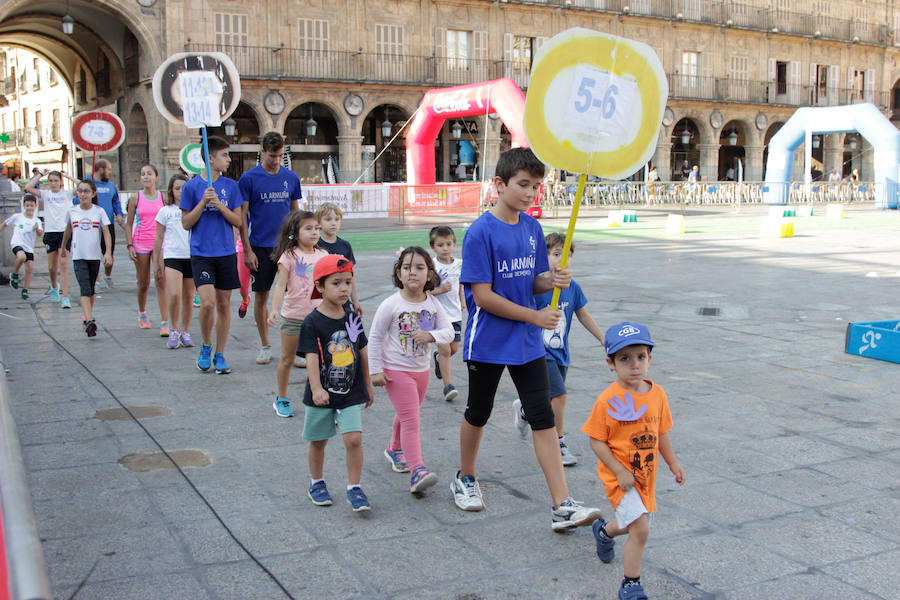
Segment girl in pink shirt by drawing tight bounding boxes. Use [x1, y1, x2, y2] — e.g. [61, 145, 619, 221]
[125, 164, 168, 333]
[267, 211, 328, 418]
[369, 246, 454, 494]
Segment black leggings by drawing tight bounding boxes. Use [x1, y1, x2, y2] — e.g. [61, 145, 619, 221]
[464, 357, 555, 431]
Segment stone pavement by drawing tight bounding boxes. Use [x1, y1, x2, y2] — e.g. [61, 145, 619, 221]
[1, 204, 899, 600]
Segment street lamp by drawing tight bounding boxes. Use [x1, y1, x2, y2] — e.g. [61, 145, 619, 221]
[451, 121, 462, 139]
[812, 135, 820, 149]
[728, 129, 738, 146]
[223, 118, 236, 137]
[305, 105, 317, 138]
[680, 126, 691, 145]
[381, 108, 392, 139]
[61, 14, 74, 35]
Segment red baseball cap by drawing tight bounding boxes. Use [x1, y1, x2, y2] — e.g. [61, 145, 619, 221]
[310, 254, 354, 299]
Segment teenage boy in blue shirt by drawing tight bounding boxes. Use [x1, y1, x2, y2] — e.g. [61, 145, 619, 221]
[453, 147, 603, 532]
[87, 159, 124, 287]
[239, 131, 302, 365]
[181, 136, 244, 374]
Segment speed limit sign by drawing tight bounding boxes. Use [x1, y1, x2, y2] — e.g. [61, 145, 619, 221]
[72, 111, 126, 153]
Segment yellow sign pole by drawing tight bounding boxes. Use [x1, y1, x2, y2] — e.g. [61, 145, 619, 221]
[550, 172, 587, 310]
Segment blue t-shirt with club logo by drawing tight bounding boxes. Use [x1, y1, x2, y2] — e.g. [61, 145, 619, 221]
[180, 174, 243, 257]
[460, 211, 549, 365]
[238, 165, 302, 247]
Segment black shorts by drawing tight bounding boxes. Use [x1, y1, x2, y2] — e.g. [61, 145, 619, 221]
[464, 357, 554, 431]
[11, 246, 34, 261]
[191, 254, 239, 290]
[44, 232, 71, 253]
[164, 258, 193, 278]
[100, 225, 116, 256]
[73, 259, 100, 297]
[250, 245, 277, 292]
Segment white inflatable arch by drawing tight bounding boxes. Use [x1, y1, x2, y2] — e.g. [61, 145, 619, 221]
[763, 103, 900, 208]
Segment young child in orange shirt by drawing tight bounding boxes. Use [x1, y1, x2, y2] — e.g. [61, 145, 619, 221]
[582, 322, 685, 600]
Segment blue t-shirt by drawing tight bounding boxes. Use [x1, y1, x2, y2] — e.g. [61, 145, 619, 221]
[318, 236, 356, 264]
[86, 175, 122, 223]
[238, 165, 302, 247]
[460, 211, 549, 365]
[180, 175, 243, 257]
[534, 280, 587, 366]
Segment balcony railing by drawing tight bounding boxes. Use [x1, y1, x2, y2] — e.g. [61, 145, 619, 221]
[509, 1, 889, 45]
[187, 44, 889, 110]
[187, 44, 503, 87]
[0, 76, 13, 95]
[669, 75, 889, 109]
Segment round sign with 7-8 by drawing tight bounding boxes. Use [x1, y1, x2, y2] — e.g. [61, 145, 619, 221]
[180, 143, 205, 175]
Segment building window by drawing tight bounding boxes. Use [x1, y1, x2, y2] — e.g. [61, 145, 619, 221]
[852, 69, 865, 102]
[776, 61, 787, 95]
[681, 51, 699, 91]
[446, 30, 470, 70]
[729, 55, 748, 101]
[31, 58, 39, 90]
[682, 0, 701, 21]
[512, 36, 532, 75]
[215, 13, 248, 48]
[34, 110, 42, 144]
[52, 108, 60, 141]
[48, 67, 58, 86]
[75, 67, 86, 104]
[376, 24, 403, 57]
[298, 19, 329, 53]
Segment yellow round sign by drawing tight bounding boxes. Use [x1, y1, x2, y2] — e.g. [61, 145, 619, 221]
[524, 28, 668, 179]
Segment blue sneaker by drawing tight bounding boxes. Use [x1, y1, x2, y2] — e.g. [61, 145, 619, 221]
[197, 344, 212, 371]
[49, 287, 59, 302]
[384, 448, 409, 473]
[214, 353, 231, 374]
[618, 581, 648, 600]
[346, 486, 371, 512]
[410, 466, 438, 494]
[273, 397, 293, 418]
[593, 518, 615, 563]
[308, 480, 333, 506]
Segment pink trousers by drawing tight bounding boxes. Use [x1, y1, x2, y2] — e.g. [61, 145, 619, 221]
[384, 368, 430, 471]
[237, 248, 250, 298]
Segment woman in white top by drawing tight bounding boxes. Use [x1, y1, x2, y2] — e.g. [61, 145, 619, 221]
[24, 170, 78, 308]
[153, 173, 195, 350]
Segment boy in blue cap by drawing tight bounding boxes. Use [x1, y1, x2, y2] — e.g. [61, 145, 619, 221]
[582, 322, 685, 600]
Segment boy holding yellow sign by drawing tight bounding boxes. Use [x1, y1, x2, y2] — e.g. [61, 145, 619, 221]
[452, 148, 603, 532]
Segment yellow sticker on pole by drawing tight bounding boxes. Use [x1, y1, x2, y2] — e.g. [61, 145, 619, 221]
[524, 28, 668, 179]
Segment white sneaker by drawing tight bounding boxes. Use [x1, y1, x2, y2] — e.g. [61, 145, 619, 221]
[551, 498, 602, 532]
[255, 345, 272, 365]
[294, 355, 306, 368]
[104, 276, 114, 289]
[560, 438, 578, 466]
[451, 471, 484, 511]
[513, 398, 529, 439]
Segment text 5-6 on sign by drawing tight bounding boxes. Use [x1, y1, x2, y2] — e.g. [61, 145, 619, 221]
[564, 63, 638, 139]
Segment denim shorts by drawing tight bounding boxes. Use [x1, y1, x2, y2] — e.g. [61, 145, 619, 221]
[302, 403, 363, 441]
[546, 358, 568, 398]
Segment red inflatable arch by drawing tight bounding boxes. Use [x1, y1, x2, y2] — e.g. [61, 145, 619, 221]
[406, 78, 527, 185]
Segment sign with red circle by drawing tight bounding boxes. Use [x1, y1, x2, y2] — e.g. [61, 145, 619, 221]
[72, 111, 126, 153]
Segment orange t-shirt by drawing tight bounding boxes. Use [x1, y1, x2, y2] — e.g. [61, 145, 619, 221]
[581, 380, 673, 512]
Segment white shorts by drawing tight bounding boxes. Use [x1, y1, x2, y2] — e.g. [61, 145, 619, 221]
[615, 487, 654, 529]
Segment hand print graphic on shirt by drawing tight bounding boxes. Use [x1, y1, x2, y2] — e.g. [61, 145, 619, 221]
[607, 392, 647, 422]
[345, 312, 365, 343]
[295, 255, 314, 279]
[322, 329, 356, 394]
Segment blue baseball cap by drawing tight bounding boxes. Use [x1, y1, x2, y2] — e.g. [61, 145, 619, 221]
[605, 321, 654, 356]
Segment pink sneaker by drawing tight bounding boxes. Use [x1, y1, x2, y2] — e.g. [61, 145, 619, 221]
[138, 312, 151, 329]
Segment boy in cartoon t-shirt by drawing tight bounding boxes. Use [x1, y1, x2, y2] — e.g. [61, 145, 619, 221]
[299, 254, 375, 512]
[582, 322, 685, 600]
